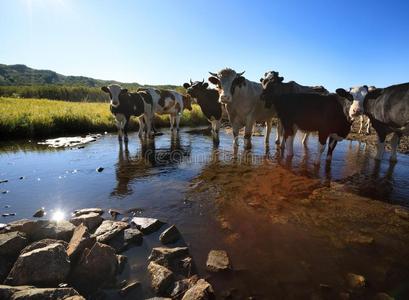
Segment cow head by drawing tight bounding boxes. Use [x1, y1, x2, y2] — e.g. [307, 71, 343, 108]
[182, 94, 193, 111]
[335, 88, 355, 120]
[260, 71, 284, 88]
[101, 84, 128, 108]
[183, 79, 209, 99]
[345, 86, 369, 119]
[208, 68, 245, 104]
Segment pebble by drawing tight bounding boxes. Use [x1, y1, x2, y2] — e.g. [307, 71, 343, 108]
[119, 280, 141, 297]
[0, 179, 8, 184]
[1, 190, 9, 194]
[96, 167, 104, 172]
[2, 213, 16, 217]
[19, 176, 25, 180]
[109, 209, 121, 219]
[33, 208, 46, 218]
[346, 273, 365, 289]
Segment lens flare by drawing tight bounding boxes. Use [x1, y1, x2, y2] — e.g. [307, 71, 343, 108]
[51, 209, 66, 222]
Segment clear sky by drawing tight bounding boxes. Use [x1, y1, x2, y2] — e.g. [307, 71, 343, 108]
[1, 0, 408, 91]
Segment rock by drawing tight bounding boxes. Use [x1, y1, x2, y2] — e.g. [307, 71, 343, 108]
[131, 217, 163, 234]
[0, 257, 13, 283]
[394, 207, 409, 220]
[72, 208, 103, 217]
[149, 247, 192, 277]
[20, 239, 68, 255]
[64, 296, 86, 300]
[147, 261, 174, 296]
[69, 212, 103, 231]
[145, 298, 172, 300]
[70, 242, 118, 290]
[121, 217, 130, 223]
[109, 209, 121, 219]
[339, 292, 350, 299]
[2, 213, 16, 217]
[0, 231, 29, 257]
[33, 208, 45, 218]
[206, 250, 230, 272]
[117, 254, 127, 274]
[0, 223, 7, 230]
[107, 227, 143, 253]
[0, 179, 8, 183]
[118, 280, 141, 297]
[93, 220, 128, 243]
[159, 225, 181, 244]
[375, 292, 394, 300]
[181, 279, 215, 300]
[0, 285, 36, 299]
[346, 273, 365, 289]
[6, 243, 70, 286]
[7, 219, 75, 242]
[96, 167, 104, 172]
[67, 224, 96, 260]
[11, 287, 81, 300]
[171, 275, 199, 298]
[124, 228, 143, 244]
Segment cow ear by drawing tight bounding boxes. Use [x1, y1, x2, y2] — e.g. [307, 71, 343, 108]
[260, 78, 264, 82]
[278, 76, 284, 83]
[203, 82, 209, 89]
[183, 83, 190, 89]
[336, 88, 349, 98]
[208, 76, 219, 85]
[236, 76, 245, 85]
[101, 86, 109, 93]
[363, 85, 368, 91]
[121, 88, 128, 94]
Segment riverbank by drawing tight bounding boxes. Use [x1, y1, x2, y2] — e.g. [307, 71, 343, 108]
[0, 97, 207, 140]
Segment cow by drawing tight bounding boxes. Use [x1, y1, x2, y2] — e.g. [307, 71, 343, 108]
[259, 71, 330, 145]
[260, 78, 355, 164]
[101, 84, 154, 142]
[183, 79, 223, 144]
[138, 88, 192, 132]
[361, 83, 409, 162]
[357, 86, 376, 134]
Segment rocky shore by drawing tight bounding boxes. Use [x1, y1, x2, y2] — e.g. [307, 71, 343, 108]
[0, 208, 224, 299]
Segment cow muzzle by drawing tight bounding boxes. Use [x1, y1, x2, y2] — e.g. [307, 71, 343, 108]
[111, 101, 120, 108]
[219, 95, 232, 104]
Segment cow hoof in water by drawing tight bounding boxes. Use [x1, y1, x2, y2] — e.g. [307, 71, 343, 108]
[390, 156, 398, 163]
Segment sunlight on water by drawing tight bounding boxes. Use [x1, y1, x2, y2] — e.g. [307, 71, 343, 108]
[50, 209, 66, 222]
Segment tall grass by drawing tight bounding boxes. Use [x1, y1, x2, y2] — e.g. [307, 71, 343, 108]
[0, 97, 207, 140]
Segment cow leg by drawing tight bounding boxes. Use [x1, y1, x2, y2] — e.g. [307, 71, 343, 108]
[326, 137, 338, 161]
[115, 113, 126, 142]
[244, 121, 253, 150]
[315, 133, 327, 165]
[211, 119, 220, 145]
[390, 132, 401, 162]
[138, 117, 145, 139]
[169, 115, 175, 131]
[123, 116, 130, 143]
[365, 118, 371, 135]
[232, 123, 240, 147]
[144, 114, 152, 138]
[275, 120, 282, 145]
[302, 132, 309, 146]
[358, 115, 364, 134]
[175, 115, 181, 131]
[265, 119, 272, 145]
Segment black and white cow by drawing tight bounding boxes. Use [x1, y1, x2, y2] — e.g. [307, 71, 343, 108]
[361, 83, 409, 161]
[183, 79, 223, 144]
[261, 78, 354, 164]
[101, 84, 154, 142]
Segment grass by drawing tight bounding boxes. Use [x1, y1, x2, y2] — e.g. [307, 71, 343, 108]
[0, 97, 208, 140]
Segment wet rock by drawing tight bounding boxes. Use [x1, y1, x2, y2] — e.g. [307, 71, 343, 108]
[70, 212, 103, 231]
[33, 208, 45, 218]
[19, 177, 24, 180]
[70, 242, 118, 290]
[117, 254, 127, 274]
[181, 279, 215, 300]
[0, 231, 29, 257]
[1, 190, 9, 194]
[0, 285, 36, 299]
[67, 224, 96, 260]
[149, 247, 192, 277]
[394, 207, 409, 220]
[73, 208, 104, 217]
[159, 225, 181, 245]
[147, 261, 174, 296]
[2, 213, 16, 217]
[107, 227, 143, 253]
[206, 250, 231, 272]
[375, 292, 394, 300]
[0, 179, 8, 184]
[6, 243, 70, 286]
[109, 209, 121, 219]
[0, 223, 8, 231]
[118, 280, 141, 297]
[93, 220, 129, 243]
[0, 257, 13, 283]
[346, 273, 365, 289]
[20, 239, 68, 255]
[10, 286, 81, 299]
[96, 167, 104, 173]
[121, 217, 130, 223]
[124, 227, 143, 244]
[64, 296, 86, 300]
[171, 275, 199, 298]
[131, 217, 163, 234]
[7, 219, 75, 242]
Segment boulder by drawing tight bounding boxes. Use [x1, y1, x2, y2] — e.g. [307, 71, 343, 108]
[346, 273, 365, 289]
[0, 285, 36, 300]
[149, 247, 192, 277]
[0, 257, 14, 283]
[11, 287, 80, 300]
[72, 208, 103, 217]
[117, 255, 127, 274]
[0, 231, 29, 257]
[159, 225, 181, 245]
[147, 261, 174, 296]
[20, 239, 68, 255]
[118, 280, 141, 297]
[63, 296, 86, 300]
[70, 242, 118, 291]
[93, 220, 128, 243]
[33, 208, 45, 218]
[394, 207, 409, 220]
[66, 224, 96, 260]
[171, 275, 199, 298]
[131, 217, 163, 234]
[69, 212, 103, 231]
[181, 279, 215, 300]
[375, 292, 394, 300]
[108, 228, 143, 253]
[6, 243, 70, 286]
[124, 228, 143, 244]
[206, 250, 230, 272]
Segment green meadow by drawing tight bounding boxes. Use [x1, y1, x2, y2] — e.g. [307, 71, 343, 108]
[0, 97, 207, 139]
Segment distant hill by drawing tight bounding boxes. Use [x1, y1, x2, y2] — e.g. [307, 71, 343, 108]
[0, 64, 179, 90]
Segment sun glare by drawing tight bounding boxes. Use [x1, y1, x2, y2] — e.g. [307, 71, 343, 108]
[51, 209, 66, 222]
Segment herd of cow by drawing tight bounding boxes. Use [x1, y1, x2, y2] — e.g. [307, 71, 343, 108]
[101, 68, 409, 164]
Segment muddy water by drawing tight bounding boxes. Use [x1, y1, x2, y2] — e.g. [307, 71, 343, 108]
[1, 128, 409, 299]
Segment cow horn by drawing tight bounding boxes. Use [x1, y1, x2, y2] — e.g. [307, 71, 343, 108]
[209, 72, 218, 77]
[190, 79, 193, 85]
[201, 78, 205, 84]
[237, 71, 245, 77]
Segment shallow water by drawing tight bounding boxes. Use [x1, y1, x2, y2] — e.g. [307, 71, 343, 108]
[1, 128, 409, 299]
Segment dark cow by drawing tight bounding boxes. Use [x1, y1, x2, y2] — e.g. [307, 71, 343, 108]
[101, 84, 153, 142]
[183, 79, 223, 144]
[362, 83, 409, 161]
[261, 79, 354, 164]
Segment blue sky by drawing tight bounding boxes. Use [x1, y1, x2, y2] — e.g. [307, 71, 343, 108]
[0, 0, 408, 91]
